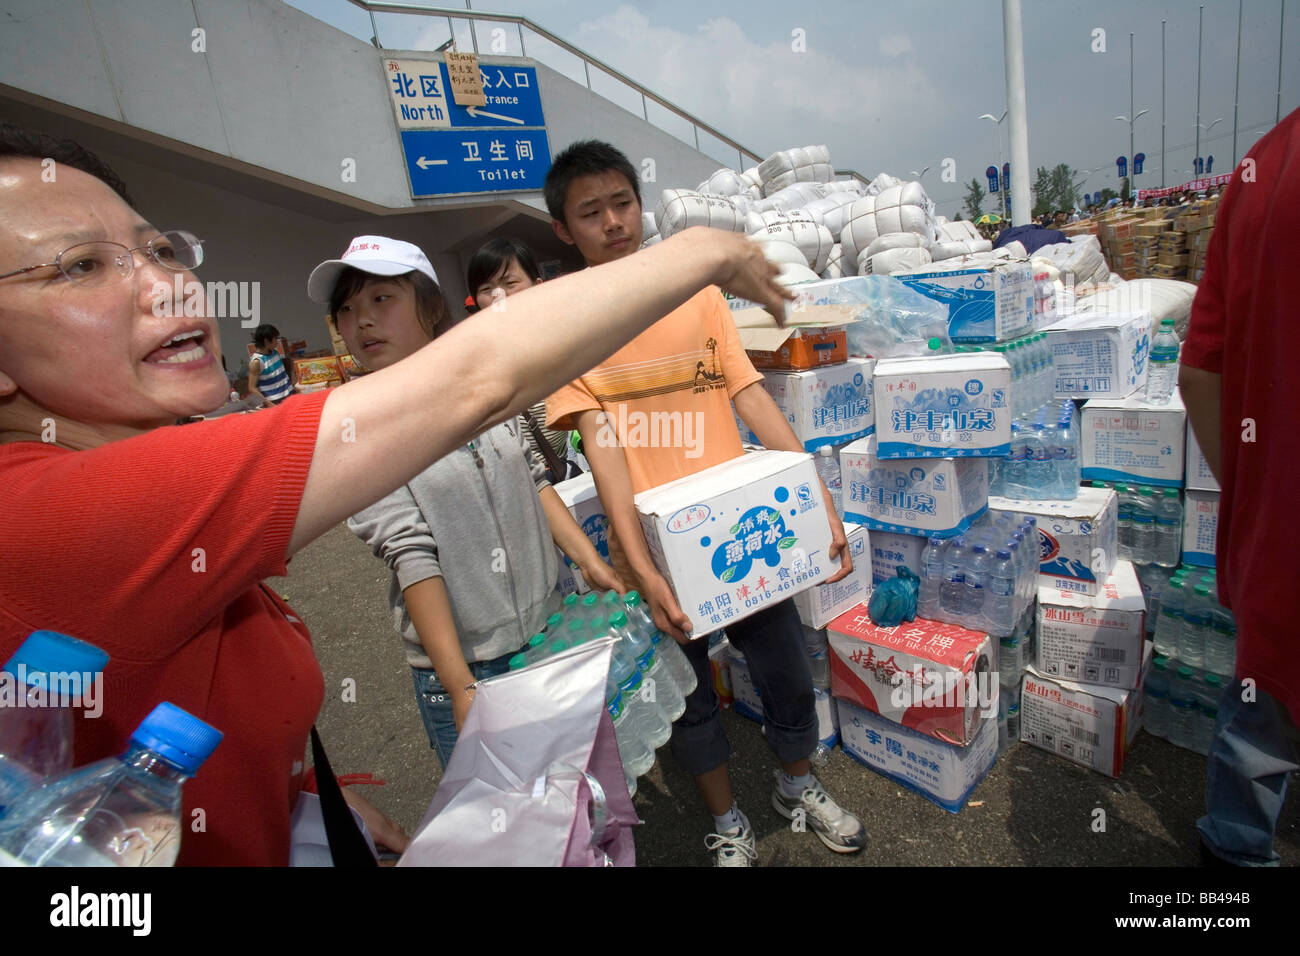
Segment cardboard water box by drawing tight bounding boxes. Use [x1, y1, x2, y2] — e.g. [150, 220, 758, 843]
[872, 353, 1012, 459]
[838, 698, 998, 813]
[1035, 560, 1147, 690]
[792, 522, 873, 629]
[988, 487, 1118, 596]
[552, 472, 609, 594]
[893, 259, 1035, 344]
[1044, 312, 1150, 399]
[814, 687, 840, 747]
[870, 530, 925, 585]
[1019, 643, 1150, 778]
[1182, 489, 1219, 567]
[841, 434, 989, 538]
[828, 608, 998, 747]
[729, 301, 852, 370]
[1081, 387, 1186, 488]
[1185, 420, 1220, 492]
[735, 357, 875, 450]
[635, 450, 835, 633]
[728, 648, 764, 722]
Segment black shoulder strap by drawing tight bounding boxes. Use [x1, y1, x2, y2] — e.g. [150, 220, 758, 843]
[310, 726, 378, 867]
[521, 410, 567, 482]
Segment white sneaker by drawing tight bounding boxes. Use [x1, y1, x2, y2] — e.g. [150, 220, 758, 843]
[704, 824, 758, 867]
[771, 771, 866, 854]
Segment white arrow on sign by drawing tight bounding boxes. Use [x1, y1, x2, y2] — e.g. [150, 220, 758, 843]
[465, 105, 525, 125]
[416, 157, 449, 169]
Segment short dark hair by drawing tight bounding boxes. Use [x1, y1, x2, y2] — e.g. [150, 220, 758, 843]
[253, 324, 280, 349]
[543, 139, 640, 224]
[0, 122, 134, 206]
[466, 238, 541, 299]
[327, 267, 447, 340]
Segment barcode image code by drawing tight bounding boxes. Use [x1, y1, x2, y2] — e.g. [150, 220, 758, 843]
[1090, 648, 1126, 662]
[1071, 726, 1100, 746]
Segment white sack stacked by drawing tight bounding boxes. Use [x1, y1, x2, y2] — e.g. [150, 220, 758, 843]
[858, 234, 933, 275]
[654, 189, 749, 238]
[839, 181, 938, 271]
[748, 219, 835, 273]
[758, 145, 834, 195]
[697, 168, 748, 196]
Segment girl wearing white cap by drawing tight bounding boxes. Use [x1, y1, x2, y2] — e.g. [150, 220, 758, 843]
[308, 236, 626, 767]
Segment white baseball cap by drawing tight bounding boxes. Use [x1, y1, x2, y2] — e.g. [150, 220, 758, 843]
[307, 235, 440, 304]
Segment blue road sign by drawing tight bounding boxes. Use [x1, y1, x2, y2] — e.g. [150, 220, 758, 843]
[401, 128, 553, 197]
[441, 63, 546, 128]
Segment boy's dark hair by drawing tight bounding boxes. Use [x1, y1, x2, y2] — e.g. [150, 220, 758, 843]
[327, 268, 447, 340]
[466, 238, 542, 299]
[0, 122, 134, 206]
[543, 140, 640, 224]
[253, 324, 280, 349]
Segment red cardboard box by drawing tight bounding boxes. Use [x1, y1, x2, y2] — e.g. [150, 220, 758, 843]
[827, 608, 998, 746]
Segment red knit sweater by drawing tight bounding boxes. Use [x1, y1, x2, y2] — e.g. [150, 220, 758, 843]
[0, 393, 328, 865]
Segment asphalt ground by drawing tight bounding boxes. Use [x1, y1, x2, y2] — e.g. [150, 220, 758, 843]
[276, 523, 1299, 867]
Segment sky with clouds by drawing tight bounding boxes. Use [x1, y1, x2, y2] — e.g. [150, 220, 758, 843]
[289, 0, 1297, 217]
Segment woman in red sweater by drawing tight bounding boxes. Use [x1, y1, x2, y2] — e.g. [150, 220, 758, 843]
[0, 125, 789, 865]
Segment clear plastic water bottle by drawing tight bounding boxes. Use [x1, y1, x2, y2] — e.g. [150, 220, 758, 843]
[1006, 702, 1021, 743]
[918, 537, 945, 619]
[609, 640, 671, 750]
[1153, 490, 1182, 568]
[816, 446, 843, 517]
[988, 549, 1017, 636]
[1153, 578, 1186, 658]
[963, 544, 991, 627]
[940, 536, 968, 617]
[1130, 487, 1156, 565]
[605, 681, 654, 790]
[1193, 674, 1222, 756]
[1145, 318, 1180, 405]
[1179, 584, 1213, 669]
[1203, 604, 1237, 677]
[997, 633, 1022, 686]
[0, 702, 222, 866]
[1024, 426, 1054, 499]
[0, 631, 109, 821]
[611, 611, 685, 722]
[802, 625, 831, 689]
[1168, 666, 1199, 751]
[1114, 484, 1134, 560]
[1004, 424, 1030, 499]
[1143, 656, 1172, 739]
[622, 591, 696, 696]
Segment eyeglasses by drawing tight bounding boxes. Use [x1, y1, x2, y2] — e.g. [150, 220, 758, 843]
[0, 230, 204, 286]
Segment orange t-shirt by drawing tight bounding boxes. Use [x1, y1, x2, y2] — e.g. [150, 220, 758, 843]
[547, 287, 764, 494]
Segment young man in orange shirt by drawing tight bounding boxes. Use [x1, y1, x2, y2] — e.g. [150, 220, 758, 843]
[545, 141, 865, 866]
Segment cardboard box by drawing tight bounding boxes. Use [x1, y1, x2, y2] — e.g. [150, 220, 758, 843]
[838, 698, 998, 813]
[743, 357, 875, 451]
[1044, 312, 1150, 400]
[828, 608, 998, 746]
[1184, 420, 1220, 492]
[841, 434, 989, 538]
[988, 487, 1119, 596]
[1035, 560, 1147, 690]
[792, 523, 873, 629]
[1156, 251, 1189, 266]
[870, 530, 926, 585]
[1135, 221, 1170, 237]
[293, 355, 343, 386]
[894, 260, 1035, 343]
[1082, 388, 1186, 488]
[1019, 644, 1150, 777]
[872, 353, 1012, 459]
[1182, 489, 1219, 567]
[635, 450, 835, 632]
[1150, 264, 1187, 279]
[728, 648, 764, 722]
[730, 304, 851, 370]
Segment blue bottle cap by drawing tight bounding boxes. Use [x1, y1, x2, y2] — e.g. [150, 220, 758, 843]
[972, 545, 987, 554]
[130, 702, 223, 777]
[996, 549, 1011, 560]
[3, 631, 109, 686]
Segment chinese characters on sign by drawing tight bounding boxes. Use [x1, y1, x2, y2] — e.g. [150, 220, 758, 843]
[445, 51, 487, 107]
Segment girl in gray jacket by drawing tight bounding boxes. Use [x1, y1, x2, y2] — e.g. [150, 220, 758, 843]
[308, 235, 624, 768]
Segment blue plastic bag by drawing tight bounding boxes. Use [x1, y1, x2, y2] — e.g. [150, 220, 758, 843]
[867, 566, 920, 627]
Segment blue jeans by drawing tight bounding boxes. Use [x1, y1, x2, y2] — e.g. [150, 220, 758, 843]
[670, 597, 818, 776]
[1196, 680, 1300, 866]
[411, 647, 522, 769]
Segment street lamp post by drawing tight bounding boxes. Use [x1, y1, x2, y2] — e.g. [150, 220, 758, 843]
[1196, 118, 1224, 171]
[979, 110, 1008, 219]
[1115, 109, 1149, 197]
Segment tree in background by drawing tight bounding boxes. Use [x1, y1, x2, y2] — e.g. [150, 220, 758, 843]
[963, 178, 985, 221]
[1031, 166, 1054, 218]
[1096, 187, 1119, 206]
[1031, 163, 1081, 218]
[1120, 176, 1131, 201]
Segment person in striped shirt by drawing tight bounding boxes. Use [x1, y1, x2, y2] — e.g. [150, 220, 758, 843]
[248, 323, 294, 405]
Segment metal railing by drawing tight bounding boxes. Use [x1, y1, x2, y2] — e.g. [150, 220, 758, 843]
[345, 0, 867, 187]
